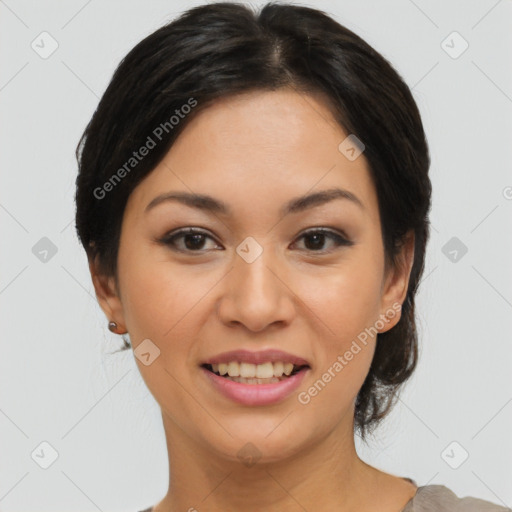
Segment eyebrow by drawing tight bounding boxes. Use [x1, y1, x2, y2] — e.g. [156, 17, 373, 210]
[144, 187, 364, 216]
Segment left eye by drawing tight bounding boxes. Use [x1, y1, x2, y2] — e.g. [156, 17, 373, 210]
[292, 229, 353, 252]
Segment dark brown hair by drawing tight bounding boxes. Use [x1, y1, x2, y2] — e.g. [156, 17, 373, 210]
[74, 1, 431, 440]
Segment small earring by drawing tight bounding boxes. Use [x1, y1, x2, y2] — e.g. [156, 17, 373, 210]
[108, 321, 118, 333]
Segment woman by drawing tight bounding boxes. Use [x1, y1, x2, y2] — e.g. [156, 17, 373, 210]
[74, 2, 509, 511]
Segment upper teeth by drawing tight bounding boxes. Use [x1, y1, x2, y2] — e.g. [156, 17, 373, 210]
[211, 361, 295, 378]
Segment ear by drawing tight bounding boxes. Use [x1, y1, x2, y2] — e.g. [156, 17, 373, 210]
[378, 230, 415, 333]
[88, 256, 127, 333]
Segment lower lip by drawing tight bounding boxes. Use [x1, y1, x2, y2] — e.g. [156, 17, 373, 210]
[201, 367, 309, 406]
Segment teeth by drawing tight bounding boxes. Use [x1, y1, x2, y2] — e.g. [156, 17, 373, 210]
[283, 362, 294, 376]
[209, 361, 303, 378]
[273, 361, 284, 377]
[227, 376, 281, 384]
[227, 361, 240, 377]
[256, 362, 274, 379]
[240, 362, 256, 378]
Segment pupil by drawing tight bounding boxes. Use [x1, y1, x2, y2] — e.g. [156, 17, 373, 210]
[305, 233, 324, 250]
[185, 234, 205, 250]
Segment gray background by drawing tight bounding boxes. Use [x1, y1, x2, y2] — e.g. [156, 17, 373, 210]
[1, 0, 511, 510]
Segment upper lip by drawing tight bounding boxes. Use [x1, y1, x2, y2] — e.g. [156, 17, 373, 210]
[202, 349, 310, 367]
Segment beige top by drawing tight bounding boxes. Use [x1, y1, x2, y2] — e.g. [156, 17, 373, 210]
[402, 485, 510, 511]
[139, 485, 510, 511]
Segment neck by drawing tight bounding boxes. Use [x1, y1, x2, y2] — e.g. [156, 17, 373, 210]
[154, 411, 384, 512]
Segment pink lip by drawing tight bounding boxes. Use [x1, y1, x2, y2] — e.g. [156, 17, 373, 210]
[202, 349, 310, 366]
[201, 366, 309, 406]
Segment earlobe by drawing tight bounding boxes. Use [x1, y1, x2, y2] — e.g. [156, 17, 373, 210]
[88, 256, 127, 334]
[378, 231, 415, 333]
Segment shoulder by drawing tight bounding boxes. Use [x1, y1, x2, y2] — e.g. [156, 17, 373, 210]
[403, 485, 511, 511]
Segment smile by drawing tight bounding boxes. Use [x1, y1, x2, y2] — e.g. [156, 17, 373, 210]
[203, 361, 307, 384]
[201, 349, 311, 405]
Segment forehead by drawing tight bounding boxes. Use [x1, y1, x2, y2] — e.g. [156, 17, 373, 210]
[127, 88, 378, 223]
[174, 88, 347, 165]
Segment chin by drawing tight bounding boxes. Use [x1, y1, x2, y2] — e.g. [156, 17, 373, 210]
[192, 414, 319, 466]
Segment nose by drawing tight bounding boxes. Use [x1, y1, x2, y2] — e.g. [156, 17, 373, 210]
[217, 248, 295, 333]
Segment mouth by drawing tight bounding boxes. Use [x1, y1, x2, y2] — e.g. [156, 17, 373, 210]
[200, 349, 311, 405]
[201, 361, 310, 384]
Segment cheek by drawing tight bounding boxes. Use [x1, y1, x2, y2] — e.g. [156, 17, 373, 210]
[116, 245, 202, 412]
[294, 272, 380, 415]
[291, 251, 383, 399]
[116, 232, 183, 340]
[296, 255, 384, 338]
[116, 239, 218, 372]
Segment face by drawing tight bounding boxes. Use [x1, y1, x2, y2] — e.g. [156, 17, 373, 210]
[92, 88, 413, 464]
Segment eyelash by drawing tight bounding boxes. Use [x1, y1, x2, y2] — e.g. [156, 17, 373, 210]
[158, 227, 354, 254]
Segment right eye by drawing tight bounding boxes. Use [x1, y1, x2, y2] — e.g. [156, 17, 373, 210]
[158, 228, 223, 253]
